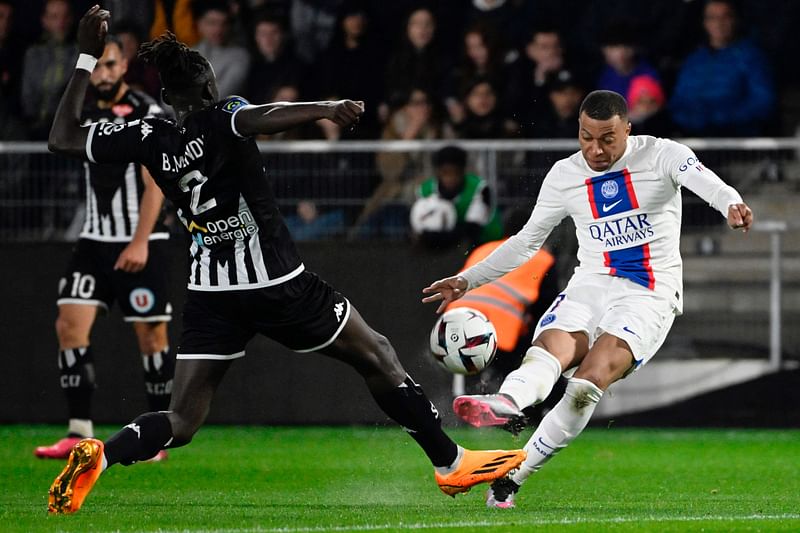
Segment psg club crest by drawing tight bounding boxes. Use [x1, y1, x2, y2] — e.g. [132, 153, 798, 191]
[601, 179, 619, 199]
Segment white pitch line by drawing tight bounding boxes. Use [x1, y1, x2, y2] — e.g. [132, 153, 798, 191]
[109, 513, 800, 533]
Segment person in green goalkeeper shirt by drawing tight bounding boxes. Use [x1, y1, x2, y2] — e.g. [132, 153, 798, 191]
[411, 145, 502, 248]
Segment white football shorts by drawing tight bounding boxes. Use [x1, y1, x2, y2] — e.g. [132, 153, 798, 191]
[533, 272, 677, 370]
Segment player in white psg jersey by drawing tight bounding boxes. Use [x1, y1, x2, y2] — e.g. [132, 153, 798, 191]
[423, 90, 753, 508]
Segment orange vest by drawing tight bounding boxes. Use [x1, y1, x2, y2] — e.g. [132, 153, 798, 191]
[446, 240, 555, 352]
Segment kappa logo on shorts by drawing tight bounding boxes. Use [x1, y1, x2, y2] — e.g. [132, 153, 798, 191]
[124, 422, 141, 439]
[130, 288, 155, 313]
[333, 302, 345, 322]
[540, 313, 556, 327]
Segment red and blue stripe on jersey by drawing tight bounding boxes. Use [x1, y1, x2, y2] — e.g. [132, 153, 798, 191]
[585, 168, 655, 290]
[603, 244, 656, 290]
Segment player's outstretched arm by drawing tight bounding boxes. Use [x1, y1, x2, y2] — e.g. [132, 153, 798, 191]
[728, 203, 754, 233]
[48, 5, 109, 157]
[422, 276, 469, 314]
[234, 100, 364, 137]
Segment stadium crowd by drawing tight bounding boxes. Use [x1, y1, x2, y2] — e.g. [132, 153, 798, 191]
[2, 0, 799, 244]
[2, 0, 799, 143]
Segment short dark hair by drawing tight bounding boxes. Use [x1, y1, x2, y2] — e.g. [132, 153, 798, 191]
[139, 32, 213, 91]
[253, 11, 288, 32]
[705, 0, 740, 16]
[579, 90, 628, 120]
[192, 0, 230, 19]
[112, 19, 147, 43]
[105, 33, 124, 53]
[526, 25, 560, 44]
[433, 145, 467, 169]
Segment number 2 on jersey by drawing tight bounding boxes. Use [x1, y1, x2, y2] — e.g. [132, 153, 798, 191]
[179, 170, 217, 215]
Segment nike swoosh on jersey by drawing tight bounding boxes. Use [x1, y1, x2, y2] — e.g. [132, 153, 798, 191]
[622, 326, 641, 338]
[602, 200, 623, 212]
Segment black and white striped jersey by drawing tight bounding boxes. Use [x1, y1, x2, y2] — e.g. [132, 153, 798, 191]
[84, 96, 304, 292]
[80, 89, 169, 242]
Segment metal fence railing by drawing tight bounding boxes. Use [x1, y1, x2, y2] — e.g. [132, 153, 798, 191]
[2, 138, 799, 242]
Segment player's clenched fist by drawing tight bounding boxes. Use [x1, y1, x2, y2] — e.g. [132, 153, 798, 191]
[727, 203, 753, 232]
[326, 100, 365, 127]
[78, 5, 110, 58]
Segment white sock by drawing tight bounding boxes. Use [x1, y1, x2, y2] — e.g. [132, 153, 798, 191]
[511, 377, 603, 486]
[434, 445, 464, 475]
[101, 453, 108, 472]
[68, 418, 94, 438]
[499, 346, 562, 409]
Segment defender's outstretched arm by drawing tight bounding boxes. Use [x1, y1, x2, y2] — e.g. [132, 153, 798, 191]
[48, 5, 109, 157]
[234, 100, 364, 137]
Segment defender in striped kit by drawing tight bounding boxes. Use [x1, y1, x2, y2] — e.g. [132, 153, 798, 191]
[36, 36, 173, 462]
[44, 8, 525, 514]
[424, 90, 753, 508]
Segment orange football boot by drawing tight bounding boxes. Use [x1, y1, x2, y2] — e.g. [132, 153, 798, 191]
[435, 448, 526, 497]
[48, 438, 104, 514]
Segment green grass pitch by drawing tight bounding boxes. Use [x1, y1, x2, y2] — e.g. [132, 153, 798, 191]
[2, 425, 798, 532]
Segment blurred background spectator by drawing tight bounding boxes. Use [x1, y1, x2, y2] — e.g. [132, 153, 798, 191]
[290, 0, 341, 65]
[0, 0, 25, 139]
[113, 20, 161, 99]
[627, 74, 673, 137]
[0, 0, 798, 140]
[506, 26, 566, 138]
[443, 20, 510, 128]
[312, 0, 383, 138]
[529, 69, 585, 139]
[193, 0, 250, 98]
[669, 0, 775, 137]
[383, 6, 444, 121]
[349, 86, 450, 239]
[461, 0, 534, 54]
[21, 0, 77, 140]
[284, 198, 346, 241]
[452, 77, 515, 139]
[410, 145, 502, 249]
[595, 19, 660, 102]
[245, 13, 305, 105]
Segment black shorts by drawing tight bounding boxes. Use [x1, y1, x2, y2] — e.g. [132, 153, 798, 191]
[57, 238, 172, 322]
[177, 270, 350, 359]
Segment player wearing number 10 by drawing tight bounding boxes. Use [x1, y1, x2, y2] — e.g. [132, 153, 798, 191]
[44, 6, 525, 514]
[35, 36, 173, 462]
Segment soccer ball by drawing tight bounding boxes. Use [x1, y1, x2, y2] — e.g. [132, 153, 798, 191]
[429, 307, 497, 375]
[410, 196, 457, 234]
